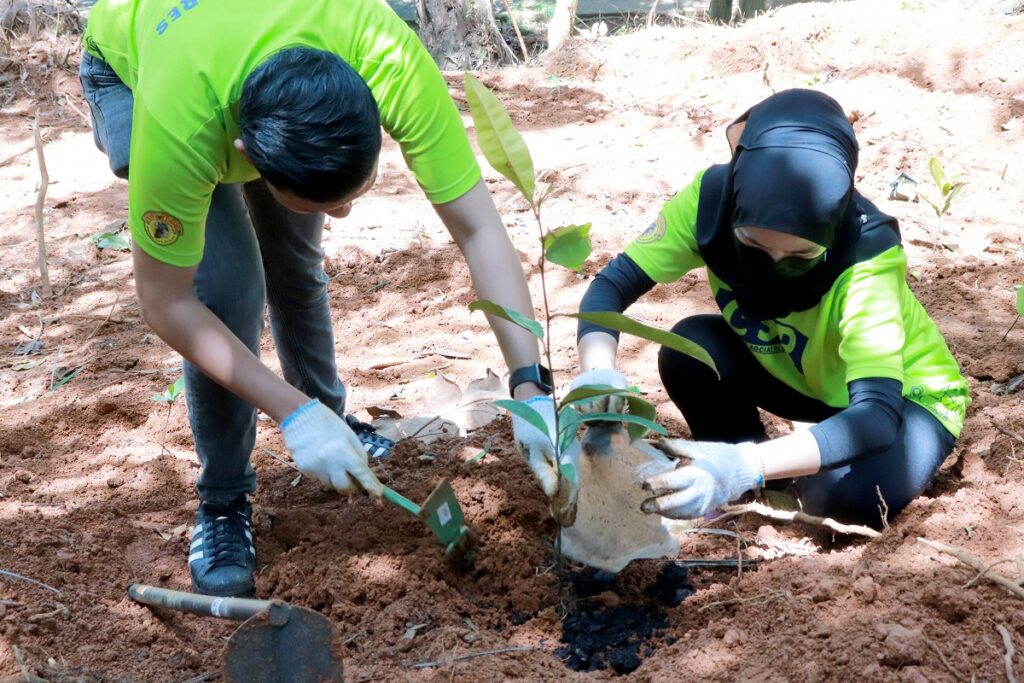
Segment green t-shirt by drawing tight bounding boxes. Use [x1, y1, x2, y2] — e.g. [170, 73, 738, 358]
[83, 0, 481, 267]
[624, 169, 969, 437]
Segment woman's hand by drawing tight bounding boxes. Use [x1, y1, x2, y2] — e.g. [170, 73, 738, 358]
[641, 440, 762, 519]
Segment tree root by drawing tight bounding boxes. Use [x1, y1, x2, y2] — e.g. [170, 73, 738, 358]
[716, 502, 882, 538]
[917, 538, 1024, 600]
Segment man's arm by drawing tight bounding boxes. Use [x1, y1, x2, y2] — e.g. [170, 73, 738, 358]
[132, 247, 308, 422]
[432, 179, 544, 400]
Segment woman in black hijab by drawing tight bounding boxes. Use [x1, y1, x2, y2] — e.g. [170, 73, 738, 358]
[572, 89, 968, 527]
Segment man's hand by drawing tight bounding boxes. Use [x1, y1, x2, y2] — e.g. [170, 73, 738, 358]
[569, 368, 629, 415]
[282, 399, 384, 496]
[641, 440, 762, 519]
[511, 395, 560, 497]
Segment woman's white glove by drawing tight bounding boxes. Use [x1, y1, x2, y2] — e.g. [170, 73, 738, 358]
[281, 399, 383, 497]
[511, 395, 560, 497]
[641, 439, 762, 519]
[568, 368, 629, 415]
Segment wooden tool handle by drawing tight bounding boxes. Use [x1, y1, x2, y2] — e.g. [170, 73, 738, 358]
[128, 583, 273, 621]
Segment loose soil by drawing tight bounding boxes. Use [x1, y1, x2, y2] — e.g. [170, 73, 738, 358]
[2, 0, 1023, 680]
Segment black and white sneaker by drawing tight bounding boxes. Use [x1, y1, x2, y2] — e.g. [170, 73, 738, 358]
[188, 496, 256, 597]
[345, 414, 394, 459]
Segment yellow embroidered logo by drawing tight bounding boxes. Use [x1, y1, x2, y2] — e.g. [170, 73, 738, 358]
[636, 214, 666, 244]
[142, 211, 183, 246]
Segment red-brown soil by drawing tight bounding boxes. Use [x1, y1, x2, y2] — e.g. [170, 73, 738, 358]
[1, 0, 1023, 680]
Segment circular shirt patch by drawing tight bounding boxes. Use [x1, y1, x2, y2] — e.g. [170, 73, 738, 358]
[142, 211, 183, 246]
[635, 214, 666, 244]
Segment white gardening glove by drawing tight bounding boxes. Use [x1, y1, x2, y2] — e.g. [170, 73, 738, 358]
[641, 439, 762, 519]
[568, 368, 629, 415]
[511, 395, 559, 497]
[281, 399, 384, 497]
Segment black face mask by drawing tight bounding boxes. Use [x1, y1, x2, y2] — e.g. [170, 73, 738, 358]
[734, 239, 826, 281]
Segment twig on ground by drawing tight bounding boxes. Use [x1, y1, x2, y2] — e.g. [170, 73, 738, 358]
[33, 113, 52, 298]
[341, 630, 366, 645]
[996, 623, 1018, 683]
[412, 645, 535, 669]
[260, 447, 299, 471]
[992, 420, 1024, 444]
[917, 538, 1024, 600]
[717, 502, 882, 538]
[85, 291, 122, 340]
[876, 485, 890, 529]
[26, 602, 69, 623]
[924, 636, 968, 682]
[0, 568, 62, 595]
[963, 558, 1017, 589]
[11, 645, 48, 683]
[698, 588, 792, 613]
[177, 672, 220, 683]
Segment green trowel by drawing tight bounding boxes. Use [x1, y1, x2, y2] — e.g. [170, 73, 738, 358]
[382, 479, 476, 567]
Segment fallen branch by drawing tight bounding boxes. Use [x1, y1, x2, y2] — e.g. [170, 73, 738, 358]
[85, 291, 122, 340]
[917, 538, 1024, 600]
[26, 602, 69, 623]
[992, 419, 1024, 444]
[0, 568, 62, 595]
[996, 623, 1018, 683]
[498, 0, 528, 62]
[0, 140, 36, 168]
[412, 645, 534, 669]
[717, 502, 882, 539]
[33, 114, 52, 298]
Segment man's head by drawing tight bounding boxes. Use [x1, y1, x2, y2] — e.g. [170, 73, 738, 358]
[238, 47, 382, 215]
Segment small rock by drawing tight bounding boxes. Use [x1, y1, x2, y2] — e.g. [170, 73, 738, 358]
[20, 446, 37, 459]
[853, 575, 877, 604]
[107, 475, 125, 489]
[876, 623, 926, 667]
[14, 470, 32, 484]
[810, 577, 839, 603]
[595, 590, 621, 609]
[585, 115, 596, 123]
[461, 631, 479, 644]
[723, 628, 743, 648]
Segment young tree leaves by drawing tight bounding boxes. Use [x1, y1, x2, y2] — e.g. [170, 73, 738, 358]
[543, 223, 593, 271]
[464, 73, 536, 207]
[568, 311, 718, 376]
[494, 399, 548, 438]
[469, 299, 544, 339]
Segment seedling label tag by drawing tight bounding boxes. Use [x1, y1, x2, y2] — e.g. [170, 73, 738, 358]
[436, 502, 452, 527]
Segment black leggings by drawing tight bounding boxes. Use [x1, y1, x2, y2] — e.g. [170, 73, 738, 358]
[657, 314, 955, 527]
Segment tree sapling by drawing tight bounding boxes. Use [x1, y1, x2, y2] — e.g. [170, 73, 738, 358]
[151, 375, 184, 456]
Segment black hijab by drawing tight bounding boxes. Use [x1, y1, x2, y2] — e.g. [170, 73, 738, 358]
[695, 89, 901, 320]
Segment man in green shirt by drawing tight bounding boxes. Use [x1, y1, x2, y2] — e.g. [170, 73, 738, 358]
[80, 0, 558, 597]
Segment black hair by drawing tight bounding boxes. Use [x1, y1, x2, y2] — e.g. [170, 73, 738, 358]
[239, 47, 382, 203]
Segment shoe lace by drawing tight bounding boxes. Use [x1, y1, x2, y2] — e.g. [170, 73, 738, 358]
[200, 503, 250, 569]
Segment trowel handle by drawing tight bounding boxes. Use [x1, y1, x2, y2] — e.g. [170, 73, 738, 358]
[128, 583, 273, 621]
[381, 486, 421, 516]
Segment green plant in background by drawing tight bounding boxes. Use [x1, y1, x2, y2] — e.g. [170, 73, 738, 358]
[1002, 285, 1024, 341]
[90, 229, 131, 251]
[917, 157, 965, 233]
[462, 72, 716, 518]
[151, 376, 184, 456]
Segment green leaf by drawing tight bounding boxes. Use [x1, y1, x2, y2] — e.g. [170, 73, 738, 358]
[577, 412, 668, 436]
[625, 394, 657, 442]
[917, 192, 942, 219]
[167, 376, 184, 401]
[469, 442, 492, 463]
[568, 312, 718, 377]
[463, 73, 536, 206]
[1016, 285, 1024, 316]
[929, 157, 947, 193]
[494, 399, 549, 443]
[558, 384, 639, 411]
[557, 405, 582, 453]
[90, 230, 131, 251]
[469, 300, 544, 339]
[543, 223, 593, 272]
[559, 462, 577, 483]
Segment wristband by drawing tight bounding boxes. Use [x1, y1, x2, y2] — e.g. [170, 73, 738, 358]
[508, 363, 553, 396]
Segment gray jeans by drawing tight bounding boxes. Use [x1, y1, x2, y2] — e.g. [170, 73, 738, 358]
[80, 52, 348, 503]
